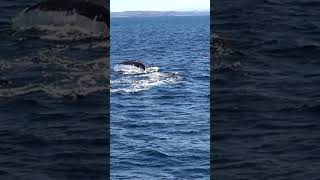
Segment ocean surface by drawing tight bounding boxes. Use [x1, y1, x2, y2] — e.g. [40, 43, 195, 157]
[212, 0, 320, 179]
[110, 16, 210, 179]
[0, 0, 109, 179]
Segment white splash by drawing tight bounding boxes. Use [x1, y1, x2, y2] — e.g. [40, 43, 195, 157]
[111, 64, 183, 93]
[113, 64, 146, 75]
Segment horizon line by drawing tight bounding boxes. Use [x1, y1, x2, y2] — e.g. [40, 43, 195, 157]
[111, 10, 210, 13]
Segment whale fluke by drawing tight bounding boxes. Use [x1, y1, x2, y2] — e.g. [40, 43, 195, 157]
[12, 0, 110, 38]
[119, 61, 146, 70]
[26, 0, 109, 26]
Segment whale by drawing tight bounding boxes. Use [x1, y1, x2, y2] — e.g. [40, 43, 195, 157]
[12, 0, 109, 37]
[26, 0, 109, 26]
[119, 61, 146, 70]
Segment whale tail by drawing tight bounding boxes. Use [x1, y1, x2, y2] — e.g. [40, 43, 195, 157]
[12, 0, 109, 39]
[119, 61, 146, 70]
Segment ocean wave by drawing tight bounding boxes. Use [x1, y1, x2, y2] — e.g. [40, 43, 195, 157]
[276, 102, 320, 113]
[262, 44, 320, 58]
[213, 61, 241, 71]
[137, 149, 170, 158]
[0, 49, 108, 98]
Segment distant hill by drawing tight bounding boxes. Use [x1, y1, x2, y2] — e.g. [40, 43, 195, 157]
[111, 11, 209, 17]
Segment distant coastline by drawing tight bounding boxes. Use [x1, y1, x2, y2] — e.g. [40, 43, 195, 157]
[111, 11, 209, 17]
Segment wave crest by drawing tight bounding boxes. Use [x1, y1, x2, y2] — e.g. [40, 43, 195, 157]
[0, 48, 108, 99]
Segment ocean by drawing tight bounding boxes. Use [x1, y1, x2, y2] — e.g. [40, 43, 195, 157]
[0, 0, 109, 179]
[212, 0, 320, 179]
[2, 0, 316, 179]
[110, 16, 210, 179]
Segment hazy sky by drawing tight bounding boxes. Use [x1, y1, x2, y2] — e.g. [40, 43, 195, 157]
[111, 0, 210, 12]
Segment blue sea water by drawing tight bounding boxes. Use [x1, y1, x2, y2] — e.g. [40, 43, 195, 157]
[212, 0, 320, 179]
[110, 16, 210, 179]
[0, 0, 108, 179]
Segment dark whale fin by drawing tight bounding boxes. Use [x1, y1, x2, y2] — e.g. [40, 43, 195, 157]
[120, 61, 146, 70]
[27, 0, 109, 26]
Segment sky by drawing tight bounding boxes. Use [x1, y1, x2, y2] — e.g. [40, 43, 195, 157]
[110, 0, 210, 12]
